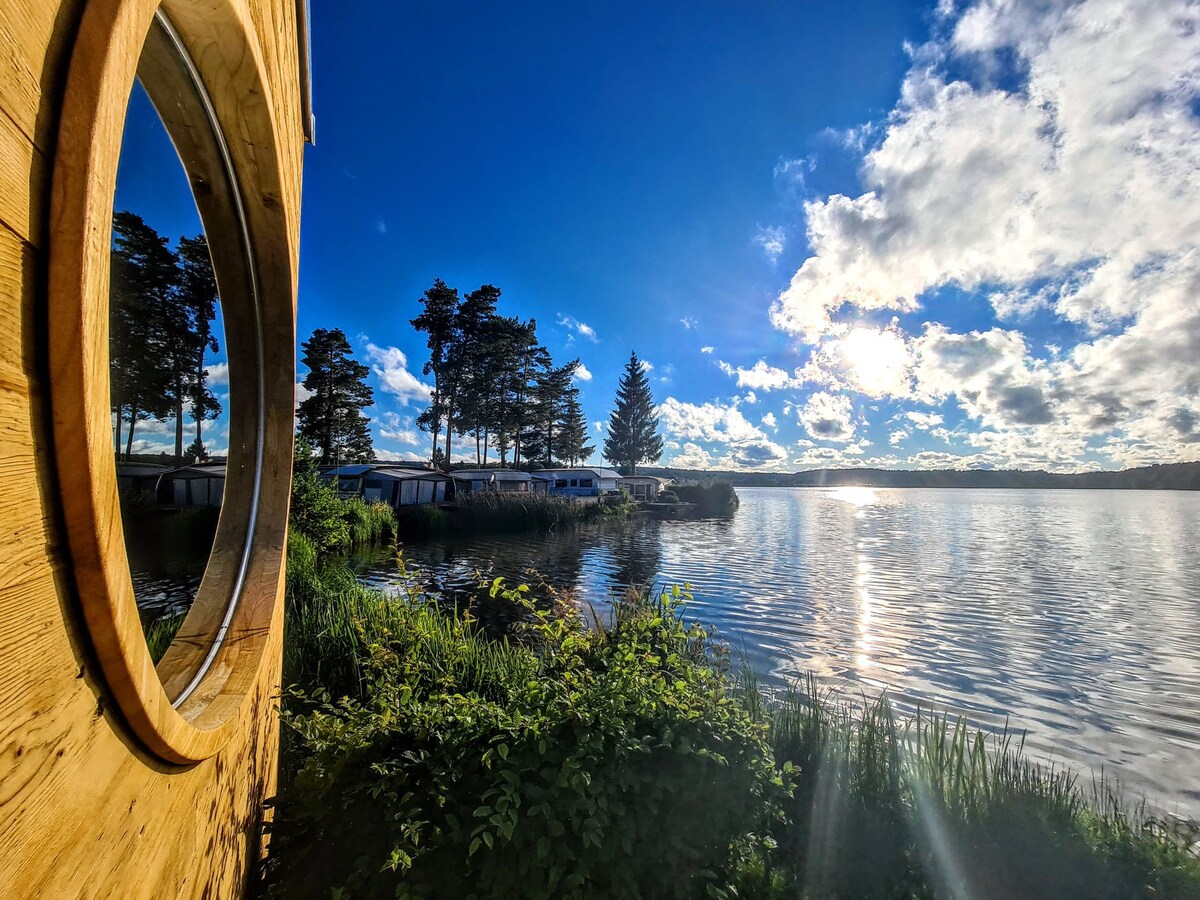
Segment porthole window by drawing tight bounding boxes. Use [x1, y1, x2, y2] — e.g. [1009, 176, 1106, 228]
[50, 0, 295, 763]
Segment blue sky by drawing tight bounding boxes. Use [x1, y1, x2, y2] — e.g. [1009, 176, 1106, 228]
[119, 0, 1200, 472]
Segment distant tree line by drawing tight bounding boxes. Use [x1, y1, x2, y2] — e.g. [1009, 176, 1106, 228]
[110, 211, 222, 461]
[411, 279, 593, 469]
[293, 279, 668, 475]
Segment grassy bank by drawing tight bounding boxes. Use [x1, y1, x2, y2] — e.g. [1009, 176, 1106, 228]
[398, 490, 633, 539]
[269, 553, 1200, 899]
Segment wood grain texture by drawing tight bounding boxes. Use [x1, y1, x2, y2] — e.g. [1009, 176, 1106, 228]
[0, 0, 301, 894]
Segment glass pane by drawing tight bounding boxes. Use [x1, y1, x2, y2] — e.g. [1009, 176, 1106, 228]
[111, 57, 229, 663]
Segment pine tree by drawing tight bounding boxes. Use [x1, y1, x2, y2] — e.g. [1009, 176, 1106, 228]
[177, 235, 222, 456]
[411, 280, 460, 468]
[110, 211, 177, 458]
[296, 328, 375, 464]
[603, 352, 663, 475]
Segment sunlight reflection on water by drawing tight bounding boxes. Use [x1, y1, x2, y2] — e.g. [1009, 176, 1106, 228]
[362, 487, 1200, 818]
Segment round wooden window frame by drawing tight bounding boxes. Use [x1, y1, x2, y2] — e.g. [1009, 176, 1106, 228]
[49, 0, 295, 764]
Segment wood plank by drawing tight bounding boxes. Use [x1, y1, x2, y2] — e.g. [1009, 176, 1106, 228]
[0, 0, 300, 895]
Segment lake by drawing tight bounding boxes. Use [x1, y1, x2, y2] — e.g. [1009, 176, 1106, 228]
[358, 486, 1200, 819]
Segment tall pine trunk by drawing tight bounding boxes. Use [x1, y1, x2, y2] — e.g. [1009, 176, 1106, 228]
[174, 383, 184, 462]
[114, 410, 123, 458]
[125, 411, 138, 459]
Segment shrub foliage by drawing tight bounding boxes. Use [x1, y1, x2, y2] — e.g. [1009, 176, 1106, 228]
[268, 574, 785, 899]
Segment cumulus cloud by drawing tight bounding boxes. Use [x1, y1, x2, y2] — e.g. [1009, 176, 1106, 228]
[761, 412, 778, 430]
[365, 343, 433, 405]
[206, 362, 229, 386]
[798, 391, 857, 443]
[719, 359, 797, 391]
[574, 363, 593, 382]
[769, 0, 1200, 470]
[378, 411, 421, 446]
[658, 397, 790, 470]
[295, 380, 314, 410]
[700, 346, 715, 354]
[557, 314, 599, 343]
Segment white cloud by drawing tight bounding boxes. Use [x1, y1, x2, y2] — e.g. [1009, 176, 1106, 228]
[557, 314, 599, 343]
[680, 316, 698, 330]
[640, 359, 654, 373]
[378, 411, 420, 446]
[889, 428, 911, 446]
[658, 396, 790, 469]
[593, 420, 605, 433]
[754, 225, 787, 262]
[905, 411, 944, 429]
[374, 219, 387, 235]
[700, 346, 715, 354]
[761, 412, 778, 430]
[719, 359, 797, 391]
[668, 442, 716, 470]
[798, 391, 857, 443]
[770, 0, 1200, 470]
[574, 363, 593, 382]
[295, 380, 314, 410]
[206, 362, 229, 386]
[365, 343, 433, 405]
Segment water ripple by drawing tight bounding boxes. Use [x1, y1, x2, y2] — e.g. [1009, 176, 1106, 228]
[361, 487, 1200, 818]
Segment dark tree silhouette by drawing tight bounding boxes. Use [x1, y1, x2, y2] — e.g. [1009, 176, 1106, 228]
[411, 279, 460, 468]
[296, 328, 375, 464]
[603, 352, 663, 475]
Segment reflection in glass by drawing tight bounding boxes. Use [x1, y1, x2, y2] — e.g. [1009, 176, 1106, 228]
[111, 76, 228, 661]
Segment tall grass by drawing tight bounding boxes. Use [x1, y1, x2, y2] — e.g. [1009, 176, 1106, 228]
[738, 670, 1200, 898]
[144, 611, 186, 663]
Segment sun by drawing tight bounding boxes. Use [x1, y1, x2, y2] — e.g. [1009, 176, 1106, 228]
[835, 327, 911, 398]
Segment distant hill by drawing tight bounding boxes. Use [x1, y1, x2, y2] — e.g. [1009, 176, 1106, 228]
[640, 461, 1200, 491]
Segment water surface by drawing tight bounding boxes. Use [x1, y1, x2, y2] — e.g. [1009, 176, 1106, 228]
[360, 487, 1200, 817]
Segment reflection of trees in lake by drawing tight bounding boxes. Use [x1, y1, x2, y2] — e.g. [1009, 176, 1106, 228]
[603, 521, 663, 591]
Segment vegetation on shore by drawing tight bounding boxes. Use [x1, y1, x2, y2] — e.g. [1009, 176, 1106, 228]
[397, 490, 634, 539]
[270, 538, 1200, 898]
[289, 440, 396, 556]
[673, 479, 740, 514]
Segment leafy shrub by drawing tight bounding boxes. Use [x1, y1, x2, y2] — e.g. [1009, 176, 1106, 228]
[673, 481, 739, 514]
[267, 579, 786, 899]
[289, 440, 396, 556]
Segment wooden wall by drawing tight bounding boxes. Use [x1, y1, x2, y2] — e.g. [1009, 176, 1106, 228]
[0, 0, 302, 895]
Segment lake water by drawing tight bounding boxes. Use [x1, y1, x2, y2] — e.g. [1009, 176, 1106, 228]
[359, 487, 1200, 819]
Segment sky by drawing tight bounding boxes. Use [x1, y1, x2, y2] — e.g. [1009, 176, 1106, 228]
[119, 0, 1200, 473]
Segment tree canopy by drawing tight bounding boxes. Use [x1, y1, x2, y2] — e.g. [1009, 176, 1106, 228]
[109, 211, 223, 461]
[296, 328, 375, 465]
[410, 280, 593, 470]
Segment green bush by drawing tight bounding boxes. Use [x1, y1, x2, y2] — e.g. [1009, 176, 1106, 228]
[398, 490, 628, 539]
[289, 440, 396, 556]
[673, 481, 739, 514]
[267, 579, 786, 900]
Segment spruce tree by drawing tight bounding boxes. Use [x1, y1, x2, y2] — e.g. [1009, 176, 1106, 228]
[296, 328, 375, 464]
[603, 352, 663, 475]
[558, 382, 595, 466]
